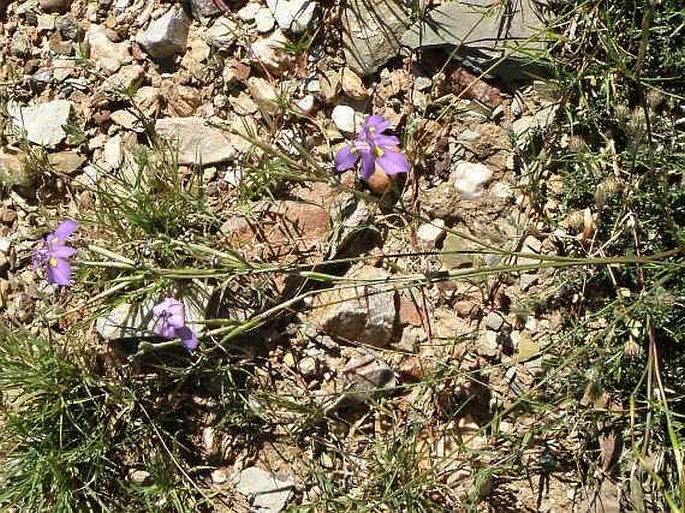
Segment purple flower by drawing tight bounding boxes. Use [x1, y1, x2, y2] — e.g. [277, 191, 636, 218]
[32, 219, 78, 286]
[334, 115, 410, 180]
[152, 297, 199, 351]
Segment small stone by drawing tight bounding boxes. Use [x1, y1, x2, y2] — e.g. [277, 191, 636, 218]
[10, 32, 31, 58]
[453, 161, 493, 199]
[102, 134, 123, 170]
[237, 2, 260, 21]
[517, 235, 543, 267]
[87, 24, 131, 74]
[414, 76, 432, 91]
[341, 67, 367, 100]
[344, 355, 396, 392]
[7, 100, 73, 147]
[458, 129, 481, 141]
[267, 0, 316, 34]
[313, 266, 397, 347]
[56, 15, 79, 40]
[101, 63, 144, 92]
[478, 330, 500, 358]
[138, 7, 190, 60]
[247, 77, 280, 115]
[293, 94, 316, 115]
[490, 181, 513, 199]
[154, 117, 236, 165]
[110, 109, 143, 131]
[205, 16, 237, 50]
[0, 208, 18, 226]
[211, 468, 229, 484]
[298, 356, 318, 377]
[416, 219, 446, 247]
[230, 92, 259, 116]
[234, 467, 295, 513]
[249, 30, 293, 75]
[39, 0, 71, 13]
[37, 14, 56, 31]
[48, 151, 85, 174]
[484, 311, 504, 331]
[319, 70, 340, 104]
[128, 469, 151, 485]
[255, 6, 276, 32]
[189, 0, 228, 18]
[133, 86, 161, 117]
[331, 105, 362, 134]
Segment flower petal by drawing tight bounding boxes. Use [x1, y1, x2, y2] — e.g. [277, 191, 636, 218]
[53, 219, 78, 243]
[377, 149, 410, 175]
[175, 326, 199, 351]
[46, 258, 72, 285]
[152, 298, 186, 328]
[52, 245, 77, 259]
[374, 134, 401, 147]
[364, 115, 391, 135]
[360, 152, 376, 180]
[154, 322, 176, 340]
[334, 145, 359, 172]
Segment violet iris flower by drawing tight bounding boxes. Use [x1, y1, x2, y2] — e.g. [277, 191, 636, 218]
[32, 219, 78, 286]
[334, 115, 410, 180]
[152, 297, 199, 351]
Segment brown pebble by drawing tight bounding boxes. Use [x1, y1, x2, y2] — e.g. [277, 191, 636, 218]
[0, 208, 17, 226]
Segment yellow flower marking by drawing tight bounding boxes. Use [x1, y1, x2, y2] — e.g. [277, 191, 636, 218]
[374, 146, 384, 157]
[49, 257, 58, 268]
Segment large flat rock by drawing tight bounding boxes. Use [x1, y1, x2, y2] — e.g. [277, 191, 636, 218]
[155, 117, 237, 165]
[401, 0, 547, 79]
[341, 0, 409, 76]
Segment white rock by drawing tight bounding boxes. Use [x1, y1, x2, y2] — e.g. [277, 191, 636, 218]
[254, 7, 275, 33]
[331, 105, 362, 134]
[416, 219, 445, 246]
[7, 100, 73, 147]
[37, 14, 56, 31]
[249, 29, 293, 75]
[247, 77, 280, 115]
[155, 117, 236, 165]
[101, 63, 144, 93]
[293, 94, 316, 115]
[103, 134, 123, 171]
[137, 6, 190, 59]
[234, 467, 295, 513]
[237, 2, 260, 21]
[205, 16, 237, 50]
[110, 109, 144, 132]
[453, 161, 493, 199]
[87, 24, 131, 74]
[266, 0, 316, 34]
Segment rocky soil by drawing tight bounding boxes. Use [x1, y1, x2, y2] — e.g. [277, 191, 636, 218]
[0, 0, 607, 510]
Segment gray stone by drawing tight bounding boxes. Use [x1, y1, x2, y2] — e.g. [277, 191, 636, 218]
[95, 283, 211, 340]
[484, 311, 504, 331]
[39, 0, 71, 13]
[341, 0, 409, 76]
[155, 117, 236, 165]
[401, 0, 546, 79]
[255, 7, 275, 32]
[343, 354, 397, 392]
[138, 7, 190, 59]
[189, 0, 228, 18]
[237, 2, 260, 21]
[101, 63, 144, 93]
[205, 16, 238, 50]
[266, 0, 317, 34]
[10, 32, 31, 58]
[7, 100, 73, 147]
[478, 330, 500, 358]
[234, 467, 294, 513]
[458, 129, 481, 141]
[313, 266, 397, 347]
